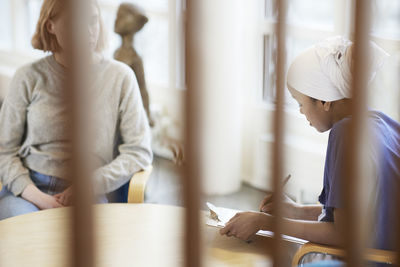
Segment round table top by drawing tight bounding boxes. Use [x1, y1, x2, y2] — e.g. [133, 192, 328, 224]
[0, 203, 299, 267]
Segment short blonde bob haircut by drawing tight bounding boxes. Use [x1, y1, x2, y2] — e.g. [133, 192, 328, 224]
[31, 0, 107, 53]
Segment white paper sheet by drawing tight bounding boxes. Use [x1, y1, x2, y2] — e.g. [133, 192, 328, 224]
[205, 202, 308, 245]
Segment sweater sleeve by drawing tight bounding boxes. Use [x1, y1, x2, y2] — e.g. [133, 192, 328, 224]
[93, 69, 153, 194]
[0, 68, 34, 196]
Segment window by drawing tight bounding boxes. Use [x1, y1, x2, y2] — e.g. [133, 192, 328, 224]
[262, 0, 400, 117]
[262, 0, 335, 104]
[26, 0, 46, 57]
[288, 0, 334, 31]
[0, 1, 12, 50]
[100, 0, 171, 88]
[371, 0, 400, 39]
[263, 34, 278, 102]
[0, 0, 185, 91]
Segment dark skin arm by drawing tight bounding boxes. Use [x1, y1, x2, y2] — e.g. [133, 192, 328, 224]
[259, 193, 323, 221]
[220, 209, 344, 246]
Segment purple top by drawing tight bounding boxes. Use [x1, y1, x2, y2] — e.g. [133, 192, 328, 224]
[318, 111, 400, 250]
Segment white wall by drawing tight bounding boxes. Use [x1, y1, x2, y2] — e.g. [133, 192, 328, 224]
[190, 0, 248, 195]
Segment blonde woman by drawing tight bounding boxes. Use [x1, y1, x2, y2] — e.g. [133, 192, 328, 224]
[220, 37, 398, 258]
[0, 0, 152, 220]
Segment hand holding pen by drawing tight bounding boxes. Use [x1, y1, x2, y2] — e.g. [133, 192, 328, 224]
[258, 175, 300, 218]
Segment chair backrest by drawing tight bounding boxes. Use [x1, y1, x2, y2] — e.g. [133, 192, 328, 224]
[292, 242, 398, 266]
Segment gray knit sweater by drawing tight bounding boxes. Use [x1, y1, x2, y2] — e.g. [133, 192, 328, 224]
[0, 55, 152, 196]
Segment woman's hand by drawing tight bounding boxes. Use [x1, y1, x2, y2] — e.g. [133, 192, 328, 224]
[21, 184, 64, 210]
[259, 193, 301, 219]
[219, 211, 271, 241]
[54, 187, 73, 206]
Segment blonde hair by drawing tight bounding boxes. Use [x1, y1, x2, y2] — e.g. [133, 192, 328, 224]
[31, 0, 107, 53]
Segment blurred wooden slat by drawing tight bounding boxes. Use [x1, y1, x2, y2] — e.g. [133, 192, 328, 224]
[271, 0, 288, 266]
[184, 1, 202, 267]
[396, 158, 400, 265]
[66, 1, 94, 267]
[341, 0, 372, 266]
[397, 184, 400, 265]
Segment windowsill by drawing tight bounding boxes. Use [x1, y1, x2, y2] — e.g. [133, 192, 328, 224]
[370, 32, 400, 42]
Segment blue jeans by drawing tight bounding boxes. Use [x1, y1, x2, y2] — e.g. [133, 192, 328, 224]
[0, 170, 107, 220]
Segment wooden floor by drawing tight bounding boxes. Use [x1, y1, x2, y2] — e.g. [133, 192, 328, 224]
[145, 156, 267, 212]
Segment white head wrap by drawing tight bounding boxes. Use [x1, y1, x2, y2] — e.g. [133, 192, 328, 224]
[286, 36, 389, 102]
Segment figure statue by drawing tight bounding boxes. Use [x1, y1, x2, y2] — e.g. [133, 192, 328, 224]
[114, 3, 153, 126]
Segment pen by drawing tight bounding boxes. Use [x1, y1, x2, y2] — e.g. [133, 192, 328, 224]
[259, 174, 292, 212]
[282, 174, 292, 187]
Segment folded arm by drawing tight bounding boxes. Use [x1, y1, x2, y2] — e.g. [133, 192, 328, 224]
[93, 71, 153, 195]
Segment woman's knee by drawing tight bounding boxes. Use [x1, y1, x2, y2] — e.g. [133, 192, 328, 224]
[0, 189, 39, 220]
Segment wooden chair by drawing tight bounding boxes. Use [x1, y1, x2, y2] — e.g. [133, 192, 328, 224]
[0, 166, 153, 204]
[127, 166, 153, 203]
[292, 242, 397, 266]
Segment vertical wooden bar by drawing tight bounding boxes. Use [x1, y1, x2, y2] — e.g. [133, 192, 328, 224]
[395, 33, 400, 267]
[183, 0, 201, 267]
[396, 39, 400, 267]
[65, 0, 94, 267]
[397, 158, 400, 265]
[341, 0, 371, 266]
[271, 0, 287, 266]
[396, 171, 400, 266]
[396, 117, 400, 266]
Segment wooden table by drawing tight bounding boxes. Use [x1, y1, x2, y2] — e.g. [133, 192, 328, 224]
[0, 204, 300, 266]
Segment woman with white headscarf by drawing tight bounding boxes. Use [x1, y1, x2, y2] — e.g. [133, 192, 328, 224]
[219, 36, 399, 257]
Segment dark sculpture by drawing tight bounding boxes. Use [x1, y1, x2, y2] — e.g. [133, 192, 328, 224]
[114, 3, 153, 126]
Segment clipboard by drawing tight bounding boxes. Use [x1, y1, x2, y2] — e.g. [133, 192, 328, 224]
[205, 202, 308, 245]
